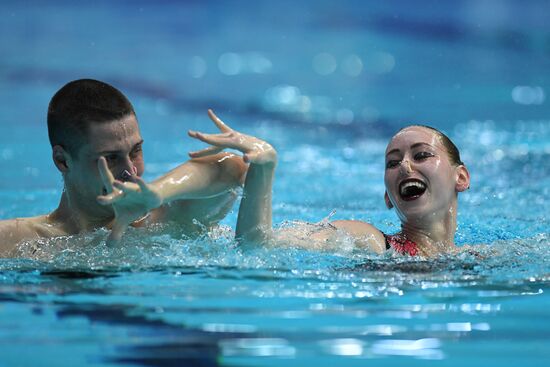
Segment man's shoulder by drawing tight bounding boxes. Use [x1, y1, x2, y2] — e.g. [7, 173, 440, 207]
[0, 216, 40, 231]
[2, 214, 60, 235]
[0, 216, 49, 257]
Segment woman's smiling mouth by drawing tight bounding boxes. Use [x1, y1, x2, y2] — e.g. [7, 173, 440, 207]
[399, 178, 427, 201]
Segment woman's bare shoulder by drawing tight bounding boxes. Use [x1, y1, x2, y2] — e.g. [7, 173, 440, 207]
[331, 220, 386, 253]
[331, 220, 384, 236]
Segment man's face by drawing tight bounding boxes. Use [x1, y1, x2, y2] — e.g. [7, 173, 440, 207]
[65, 114, 144, 217]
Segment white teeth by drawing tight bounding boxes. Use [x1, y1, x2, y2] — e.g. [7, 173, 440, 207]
[400, 181, 426, 195]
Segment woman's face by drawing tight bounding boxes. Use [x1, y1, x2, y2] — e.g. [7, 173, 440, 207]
[383, 126, 468, 224]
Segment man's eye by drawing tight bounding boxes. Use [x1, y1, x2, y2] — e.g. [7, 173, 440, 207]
[106, 154, 118, 162]
[414, 151, 433, 160]
[386, 160, 400, 169]
[131, 148, 142, 158]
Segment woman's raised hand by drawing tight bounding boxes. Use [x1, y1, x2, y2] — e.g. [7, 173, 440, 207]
[188, 109, 276, 165]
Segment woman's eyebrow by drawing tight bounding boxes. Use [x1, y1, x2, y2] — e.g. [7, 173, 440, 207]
[386, 148, 400, 157]
[386, 142, 434, 157]
[410, 142, 433, 149]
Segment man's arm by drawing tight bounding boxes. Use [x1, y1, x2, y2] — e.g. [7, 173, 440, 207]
[147, 153, 246, 228]
[96, 118, 247, 245]
[149, 152, 245, 203]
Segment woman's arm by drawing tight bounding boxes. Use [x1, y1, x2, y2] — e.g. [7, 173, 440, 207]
[187, 110, 277, 244]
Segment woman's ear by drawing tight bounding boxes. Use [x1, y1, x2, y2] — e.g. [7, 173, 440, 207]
[384, 191, 394, 209]
[455, 165, 471, 192]
[52, 145, 71, 174]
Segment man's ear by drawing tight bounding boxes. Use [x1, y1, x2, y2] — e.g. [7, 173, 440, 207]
[455, 165, 471, 192]
[52, 145, 71, 174]
[384, 191, 394, 209]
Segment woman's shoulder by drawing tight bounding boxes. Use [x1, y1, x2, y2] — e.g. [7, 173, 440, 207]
[331, 220, 386, 253]
[331, 219, 383, 235]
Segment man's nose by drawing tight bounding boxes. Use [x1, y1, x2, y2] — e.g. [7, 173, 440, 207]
[118, 158, 137, 182]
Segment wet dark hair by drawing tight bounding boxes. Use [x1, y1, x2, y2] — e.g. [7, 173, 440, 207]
[47, 79, 135, 156]
[399, 125, 464, 166]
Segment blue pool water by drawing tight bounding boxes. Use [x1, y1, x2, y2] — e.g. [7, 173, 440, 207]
[1, 1, 550, 366]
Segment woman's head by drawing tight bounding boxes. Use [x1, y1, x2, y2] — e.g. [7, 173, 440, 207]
[383, 125, 470, 225]
[416, 125, 464, 166]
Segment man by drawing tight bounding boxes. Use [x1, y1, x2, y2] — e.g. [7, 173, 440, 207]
[0, 79, 246, 257]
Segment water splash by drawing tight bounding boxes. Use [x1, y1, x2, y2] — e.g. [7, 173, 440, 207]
[2, 224, 548, 289]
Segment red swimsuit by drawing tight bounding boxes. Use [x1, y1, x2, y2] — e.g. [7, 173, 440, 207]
[384, 234, 419, 256]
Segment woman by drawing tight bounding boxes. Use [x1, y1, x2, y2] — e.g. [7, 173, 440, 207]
[188, 110, 471, 257]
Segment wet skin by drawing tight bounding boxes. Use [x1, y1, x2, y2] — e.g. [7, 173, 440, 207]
[0, 111, 247, 256]
[63, 114, 145, 222]
[384, 126, 467, 227]
[243, 125, 471, 256]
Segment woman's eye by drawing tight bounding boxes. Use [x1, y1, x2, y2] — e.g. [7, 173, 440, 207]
[386, 160, 400, 169]
[414, 151, 433, 160]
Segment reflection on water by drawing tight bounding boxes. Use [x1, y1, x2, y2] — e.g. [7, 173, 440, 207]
[1, 228, 548, 364]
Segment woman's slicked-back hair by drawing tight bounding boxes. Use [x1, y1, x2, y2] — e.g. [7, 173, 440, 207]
[47, 79, 135, 155]
[399, 125, 464, 166]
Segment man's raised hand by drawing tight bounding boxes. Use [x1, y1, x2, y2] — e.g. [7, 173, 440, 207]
[97, 157, 162, 245]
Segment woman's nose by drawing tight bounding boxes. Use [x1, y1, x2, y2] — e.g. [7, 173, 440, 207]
[401, 158, 414, 173]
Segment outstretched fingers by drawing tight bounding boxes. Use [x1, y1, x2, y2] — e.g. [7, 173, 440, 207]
[207, 109, 232, 132]
[98, 157, 115, 194]
[97, 180, 130, 205]
[187, 130, 211, 143]
[188, 130, 235, 148]
[112, 180, 140, 195]
[134, 176, 150, 193]
[97, 157, 122, 205]
[97, 192, 119, 205]
[188, 109, 269, 160]
[189, 145, 224, 158]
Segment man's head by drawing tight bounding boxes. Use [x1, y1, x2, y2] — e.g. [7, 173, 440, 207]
[48, 79, 144, 218]
[48, 79, 136, 156]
